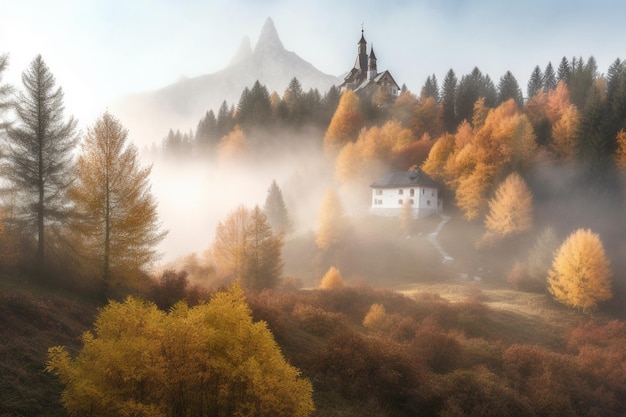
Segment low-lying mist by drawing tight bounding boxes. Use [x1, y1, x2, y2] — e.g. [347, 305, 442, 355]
[146, 136, 336, 265]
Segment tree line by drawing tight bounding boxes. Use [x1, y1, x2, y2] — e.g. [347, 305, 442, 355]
[0, 54, 164, 298]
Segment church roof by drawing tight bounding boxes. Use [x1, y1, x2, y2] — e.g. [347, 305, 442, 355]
[369, 46, 377, 60]
[370, 169, 438, 189]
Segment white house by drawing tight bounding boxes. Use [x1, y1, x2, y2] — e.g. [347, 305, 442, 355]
[370, 169, 441, 218]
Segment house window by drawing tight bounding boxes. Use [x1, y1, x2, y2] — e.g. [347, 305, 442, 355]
[410, 199, 414, 205]
[427, 200, 431, 206]
[398, 199, 403, 205]
[410, 189, 415, 197]
[376, 189, 382, 195]
[422, 188, 425, 195]
[431, 191, 435, 196]
[399, 189, 404, 195]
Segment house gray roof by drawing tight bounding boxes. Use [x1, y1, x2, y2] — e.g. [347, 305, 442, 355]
[370, 169, 438, 189]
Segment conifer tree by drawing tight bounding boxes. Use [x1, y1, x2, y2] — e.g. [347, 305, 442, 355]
[442, 69, 458, 132]
[69, 112, 165, 294]
[557, 57, 571, 84]
[548, 229, 612, 312]
[497, 71, 523, 108]
[527, 65, 544, 99]
[3, 55, 79, 274]
[420, 74, 439, 101]
[263, 180, 292, 235]
[543, 62, 558, 92]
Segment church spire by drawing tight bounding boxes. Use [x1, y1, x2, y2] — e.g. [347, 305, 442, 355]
[355, 26, 368, 71]
[368, 45, 378, 80]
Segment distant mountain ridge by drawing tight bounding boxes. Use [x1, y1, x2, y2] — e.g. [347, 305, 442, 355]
[113, 17, 341, 146]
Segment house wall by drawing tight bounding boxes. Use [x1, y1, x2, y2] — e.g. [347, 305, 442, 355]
[371, 186, 440, 218]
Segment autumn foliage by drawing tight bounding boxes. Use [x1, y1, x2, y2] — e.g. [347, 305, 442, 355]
[324, 90, 364, 150]
[482, 172, 533, 244]
[548, 228, 612, 311]
[47, 285, 314, 417]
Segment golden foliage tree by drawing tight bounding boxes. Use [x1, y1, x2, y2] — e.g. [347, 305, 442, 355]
[548, 229, 612, 312]
[319, 266, 345, 289]
[316, 189, 344, 250]
[551, 105, 580, 159]
[335, 120, 416, 184]
[47, 285, 314, 417]
[217, 125, 248, 162]
[483, 172, 533, 244]
[421, 133, 455, 181]
[324, 90, 364, 150]
[212, 205, 283, 291]
[362, 303, 387, 329]
[69, 112, 165, 293]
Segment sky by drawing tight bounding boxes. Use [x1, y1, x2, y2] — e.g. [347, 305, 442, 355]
[3, 0, 626, 133]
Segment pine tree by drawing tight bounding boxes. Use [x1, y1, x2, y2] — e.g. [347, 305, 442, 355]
[527, 65, 544, 99]
[216, 100, 234, 138]
[543, 62, 558, 92]
[497, 71, 523, 108]
[557, 57, 571, 84]
[69, 112, 165, 295]
[263, 180, 292, 235]
[548, 229, 612, 312]
[3, 55, 79, 274]
[284, 77, 305, 126]
[442, 69, 458, 132]
[420, 74, 439, 101]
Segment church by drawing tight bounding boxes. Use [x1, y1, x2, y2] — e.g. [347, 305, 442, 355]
[339, 28, 401, 99]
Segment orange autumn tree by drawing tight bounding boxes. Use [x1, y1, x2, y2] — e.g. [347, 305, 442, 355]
[482, 172, 533, 244]
[548, 229, 612, 312]
[320, 266, 345, 289]
[335, 120, 415, 184]
[324, 90, 364, 151]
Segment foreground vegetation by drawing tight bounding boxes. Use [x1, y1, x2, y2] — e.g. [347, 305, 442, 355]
[3, 268, 626, 417]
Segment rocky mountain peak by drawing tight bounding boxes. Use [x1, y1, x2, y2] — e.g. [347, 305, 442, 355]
[254, 17, 285, 57]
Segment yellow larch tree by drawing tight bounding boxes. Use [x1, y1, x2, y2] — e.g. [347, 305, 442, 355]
[217, 125, 248, 162]
[546, 80, 572, 123]
[324, 90, 364, 151]
[551, 105, 580, 160]
[68, 112, 165, 295]
[319, 266, 345, 289]
[422, 133, 456, 181]
[548, 229, 612, 312]
[483, 172, 533, 244]
[47, 285, 314, 417]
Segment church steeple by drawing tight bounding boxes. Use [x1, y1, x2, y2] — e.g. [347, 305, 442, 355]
[355, 28, 368, 71]
[368, 45, 378, 80]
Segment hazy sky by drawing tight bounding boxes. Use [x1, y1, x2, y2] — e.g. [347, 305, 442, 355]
[3, 0, 626, 131]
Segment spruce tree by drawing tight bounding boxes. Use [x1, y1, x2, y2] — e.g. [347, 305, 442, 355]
[543, 62, 557, 92]
[557, 57, 571, 84]
[420, 74, 439, 101]
[3, 55, 78, 274]
[0, 54, 12, 131]
[442, 69, 457, 132]
[263, 180, 292, 235]
[527, 65, 543, 99]
[497, 71, 523, 108]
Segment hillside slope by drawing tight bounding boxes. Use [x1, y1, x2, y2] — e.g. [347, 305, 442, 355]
[0, 276, 98, 417]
